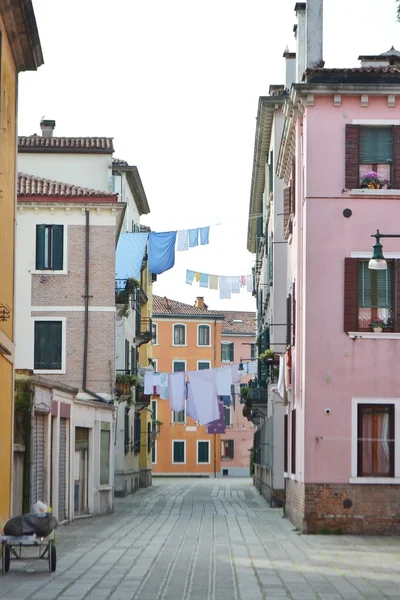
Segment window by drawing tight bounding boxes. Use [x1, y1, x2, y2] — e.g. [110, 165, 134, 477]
[172, 361, 186, 422]
[250, 343, 256, 360]
[134, 412, 141, 453]
[151, 399, 157, 433]
[221, 439, 234, 460]
[34, 321, 62, 370]
[198, 324, 210, 346]
[173, 409, 185, 423]
[173, 360, 185, 372]
[344, 258, 398, 332]
[358, 404, 394, 477]
[173, 324, 186, 345]
[124, 406, 129, 454]
[152, 322, 158, 345]
[173, 440, 185, 464]
[36, 224, 64, 270]
[152, 440, 157, 464]
[100, 422, 110, 485]
[198, 361, 210, 370]
[221, 342, 234, 362]
[291, 409, 296, 475]
[345, 124, 400, 189]
[197, 440, 210, 464]
[224, 406, 231, 427]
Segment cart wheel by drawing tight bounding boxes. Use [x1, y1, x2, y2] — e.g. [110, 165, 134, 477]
[3, 545, 10, 573]
[50, 543, 56, 572]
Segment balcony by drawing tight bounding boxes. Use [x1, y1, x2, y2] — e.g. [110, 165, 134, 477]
[135, 385, 151, 408]
[136, 317, 155, 347]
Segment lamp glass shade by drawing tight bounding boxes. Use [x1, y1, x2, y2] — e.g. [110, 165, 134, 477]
[368, 258, 388, 270]
[238, 361, 244, 372]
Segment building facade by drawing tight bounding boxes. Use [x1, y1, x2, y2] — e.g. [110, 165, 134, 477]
[15, 173, 124, 519]
[0, 0, 43, 528]
[151, 296, 224, 477]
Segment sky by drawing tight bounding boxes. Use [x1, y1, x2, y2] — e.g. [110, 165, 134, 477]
[18, 0, 400, 312]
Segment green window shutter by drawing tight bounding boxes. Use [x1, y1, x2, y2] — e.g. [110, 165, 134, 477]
[268, 233, 274, 281]
[198, 362, 210, 370]
[52, 225, 64, 270]
[36, 224, 46, 270]
[228, 440, 234, 459]
[152, 400, 157, 421]
[224, 407, 231, 427]
[229, 343, 234, 362]
[198, 441, 209, 463]
[134, 412, 141, 452]
[359, 261, 393, 308]
[360, 127, 393, 164]
[100, 424, 110, 485]
[34, 321, 62, 370]
[173, 441, 185, 463]
[173, 361, 185, 372]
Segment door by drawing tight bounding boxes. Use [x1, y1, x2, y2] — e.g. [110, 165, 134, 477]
[59, 418, 67, 521]
[35, 413, 46, 504]
[74, 427, 89, 516]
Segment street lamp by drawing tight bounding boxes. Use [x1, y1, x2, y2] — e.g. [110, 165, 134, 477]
[368, 229, 400, 270]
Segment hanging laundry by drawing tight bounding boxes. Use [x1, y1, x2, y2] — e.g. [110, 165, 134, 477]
[230, 276, 241, 294]
[246, 274, 253, 293]
[231, 364, 242, 383]
[168, 372, 185, 412]
[199, 273, 209, 288]
[199, 226, 209, 245]
[116, 232, 149, 281]
[248, 360, 258, 374]
[153, 373, 161, 386]
[186, 270, 195, 285]
[240, 275, 246, 287]
[195, 272, 201, 282]
[186, 382, 199, 421]
[144, 371, 154, 395]
[177, 230, 189, 251]
[215, 366, 233, 396]
[189, 228, 199, 247]
[187, 369, 219, 425]
[221, 396, 231, 407]
[219, 276, 232, 299]
[157, 373, 169, 400]
[148, 231, 177, 275]
[206, 403, 226, 434]
[209, 274, 218, 290]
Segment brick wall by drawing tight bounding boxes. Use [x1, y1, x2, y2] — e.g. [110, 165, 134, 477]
[32, 225, 115, 306]
[286, 480, 400, 535]
[254, 465, 284, 507]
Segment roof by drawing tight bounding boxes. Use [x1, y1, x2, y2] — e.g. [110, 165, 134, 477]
[221, 311, 257, 335]
[17, 172, 117, 200]
[0, 0, 44, 71]
[18, 135, 114, 153]
[152, 296, 225, 319]
[305, 66, 400, 85]
[358, 47, 400, 61]
[112, 159, 150, 215]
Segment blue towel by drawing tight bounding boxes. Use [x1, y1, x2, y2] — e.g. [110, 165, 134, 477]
[148, 231, 177, 275]
[189, 228, 199, 247]
[116, 233, 149, 280]
[186, 270, 195, 285]
[200, 226, 209, 245]
[199, 273, 209, 288]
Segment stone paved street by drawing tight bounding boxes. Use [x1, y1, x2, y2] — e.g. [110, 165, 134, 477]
[1, 478, 400, 599]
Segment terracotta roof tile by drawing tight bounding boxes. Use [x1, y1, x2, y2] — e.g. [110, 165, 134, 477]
[152, 296, 225, 318]
[18, 135, 114, 153]
[220, 311, 257, 335]
[17, 172, 116, 198]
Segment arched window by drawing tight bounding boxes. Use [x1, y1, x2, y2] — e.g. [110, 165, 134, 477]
[198, 324, 210, 346]
[173, 324, 186, 345]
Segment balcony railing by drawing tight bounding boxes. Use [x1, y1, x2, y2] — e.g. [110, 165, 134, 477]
[136, 317, 155, 346]
[135, 385, 151, 407]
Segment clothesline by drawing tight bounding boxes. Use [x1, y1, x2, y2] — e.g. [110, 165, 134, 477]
[186, 270, 253, 299]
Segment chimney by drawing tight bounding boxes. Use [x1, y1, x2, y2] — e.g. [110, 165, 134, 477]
[283, 49, 296, 91]
[40, 119, 56, 138]
[306, 0, 324, 69]
[163, 296, 170, 310]
[294, 3, 306, 82]
[269, 84, 286, 97]
[194, 297, 207, 310]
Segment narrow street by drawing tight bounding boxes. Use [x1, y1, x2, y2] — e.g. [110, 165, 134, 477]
[2, 478, 400, 600]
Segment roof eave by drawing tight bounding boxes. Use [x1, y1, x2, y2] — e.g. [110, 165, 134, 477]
[152, 313, 225, 320]
[0, 0, 44, 71]
[18, 146, 113, 154]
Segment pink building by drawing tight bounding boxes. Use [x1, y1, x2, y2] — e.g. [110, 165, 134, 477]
[250, 0, 400, 533]
[220, 311, 256, 477]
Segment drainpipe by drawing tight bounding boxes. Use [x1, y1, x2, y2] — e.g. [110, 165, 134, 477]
[83, 209, 111, 404]
[213, 319, 217, 479]
[29, 387, 35, 509]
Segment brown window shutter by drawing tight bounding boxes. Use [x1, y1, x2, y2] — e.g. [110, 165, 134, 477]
[392, 126, 400, 190]
[394, 259, 400, 332]
[344, 258, 358, 332]
[283, 188, 291, 239]
[345, 125, 360, 189]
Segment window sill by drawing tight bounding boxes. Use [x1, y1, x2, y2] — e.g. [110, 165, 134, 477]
[172, 344, 187, 347]
[348, 332, 400, 340]
[34, 369, 66, 375]
[348, 189, 400, 197]
[197, 345, 212, 348]
[97, 484, 113, 491]
[31, 269, 68, 275]
[349, 477, 400, 484]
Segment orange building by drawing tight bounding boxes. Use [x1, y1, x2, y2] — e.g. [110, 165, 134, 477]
[151, 296, 225, 476]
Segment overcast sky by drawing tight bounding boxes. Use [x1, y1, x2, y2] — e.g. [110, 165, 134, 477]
[18, 0, 400, 312]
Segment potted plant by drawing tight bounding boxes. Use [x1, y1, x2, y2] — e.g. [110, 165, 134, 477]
[360, 172, 391, 190]
[370, 319, 386, 333]
[116, 373, 138, 395]
[239, 386, 249, 402]
[259, 349, 279, 364]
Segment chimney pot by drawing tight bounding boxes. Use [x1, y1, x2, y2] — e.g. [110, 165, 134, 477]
[40, 119, 56, 138]
[195, 297, 205, 309]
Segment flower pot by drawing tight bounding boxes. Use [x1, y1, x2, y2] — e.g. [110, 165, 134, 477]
[373, 327, 383, 333]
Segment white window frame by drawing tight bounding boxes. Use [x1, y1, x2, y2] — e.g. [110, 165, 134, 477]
[152, 322, 158, 345]
[221, 341, 234, 363]
[196, 440, 211, 465]
[172, 407, 186, 424]
[172, 359, 186, 372]
[33, 316, 67, 374]
[32, 223, 68, 275]
[197, 360, 211, 370]
[197, 324, 211, 347]
[172, 323, 187, 347]
[152, 440, 157, 465]
[350, 397, 400, 484]
[172, 439, 186, 464]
